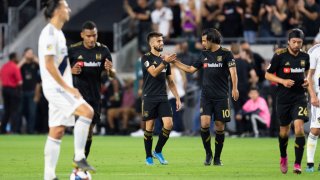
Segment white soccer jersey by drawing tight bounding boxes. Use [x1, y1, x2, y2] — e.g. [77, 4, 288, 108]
[38, 23, 73, 91]
[308, 44, 320, 93]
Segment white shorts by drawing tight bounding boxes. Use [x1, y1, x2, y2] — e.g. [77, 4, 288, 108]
[44, 88, 86, 127]
[310, 104, 320, 129]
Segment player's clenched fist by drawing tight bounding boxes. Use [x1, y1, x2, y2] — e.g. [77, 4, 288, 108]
[104, 59, 113, 71]
[71, 63, 82, 75]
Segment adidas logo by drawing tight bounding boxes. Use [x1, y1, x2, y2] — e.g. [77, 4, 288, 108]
[78, 55, 84, 60]
[285, 62, 290, 66]
[204, 57, 208, 61]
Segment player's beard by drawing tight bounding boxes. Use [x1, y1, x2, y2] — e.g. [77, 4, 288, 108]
[154, 46, 163, 52]
[289, 46, 300, 54]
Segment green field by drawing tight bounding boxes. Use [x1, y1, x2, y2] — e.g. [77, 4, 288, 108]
[0, 135, 319, 179]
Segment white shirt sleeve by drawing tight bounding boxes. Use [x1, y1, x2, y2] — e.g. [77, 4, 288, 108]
[43, 34, 57, 56]
[309, 49, 318, 70]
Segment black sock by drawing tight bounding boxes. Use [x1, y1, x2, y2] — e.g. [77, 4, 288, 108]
[144, 130, 153, 158]
[155, 128, 171, 153]
[214, 130, 225, 160]
[85, 138, 92, 158]
[295, 136, 305, 165]
[278, 136, 289, 158]
[201, 127, 212, 155]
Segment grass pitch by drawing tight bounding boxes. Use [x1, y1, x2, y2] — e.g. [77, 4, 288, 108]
[0, 135, 319, 179]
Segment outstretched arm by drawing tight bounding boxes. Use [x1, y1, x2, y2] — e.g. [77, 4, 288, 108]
[173, 60, 198, 73]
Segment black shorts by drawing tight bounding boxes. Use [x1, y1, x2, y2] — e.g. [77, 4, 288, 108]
[276, 101, 309, 126]
[142, 100, 172, 121]
[200, 98, 231, 122]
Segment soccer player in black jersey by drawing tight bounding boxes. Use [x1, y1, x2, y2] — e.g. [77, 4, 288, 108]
[172, 28, 239, 166]
[142, 32, 181, 165]
[68, 21, 114, 158]
[265, 28, 310, 174]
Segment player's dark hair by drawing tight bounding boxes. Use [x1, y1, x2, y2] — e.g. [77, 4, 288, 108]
[43, 0, 61, 19]
[202, 28, 222, 44]
[288, 28, 304, 40]
[82, 21, 97, 31]
[147, 31, 163, 43]
[9, 52, 17, 60]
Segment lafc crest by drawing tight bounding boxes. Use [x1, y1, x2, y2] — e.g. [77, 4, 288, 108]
[300, 60, 305, 67]
[96, 53, 102, 61]
[144, 111, 149, 118]
[217, 56, 222, 62]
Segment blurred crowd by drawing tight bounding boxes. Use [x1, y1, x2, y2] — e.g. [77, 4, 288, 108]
[124, 0, 320, 52]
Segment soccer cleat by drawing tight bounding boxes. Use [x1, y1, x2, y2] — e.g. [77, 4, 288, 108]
[145, 157, 154, 165]
[293, 163, 302, 174]
[305, 166, 314, 172]
[153, 151, 168, 165]
[73, 158, 96, 173]
[204, 154, 213, 166]
[280, 157, 288, 174]
[318, 163, 320, 171]
[52, 178, 58, 180]
[213, 158, 223, 166]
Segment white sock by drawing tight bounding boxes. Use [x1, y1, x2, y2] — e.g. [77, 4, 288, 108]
[307, 132, 318, 163]
[74, 116, 91, 161]
[44, 136, 61, 180]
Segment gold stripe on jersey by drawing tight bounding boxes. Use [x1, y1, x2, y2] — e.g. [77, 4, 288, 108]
[70, 41, 82, 48]
[275, 48, 287, 55]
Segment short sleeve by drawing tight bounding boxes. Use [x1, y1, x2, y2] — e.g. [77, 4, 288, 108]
[192, 53, 204, 69]
[305, 54, 310, 71]
[166, 63, 171, 76]
[43, 34, 57, 56]
[225, 52, 236, 68]
[309, 51, 317, 70]
[267, 53, 280, 73]
[142, 55, 151, 70]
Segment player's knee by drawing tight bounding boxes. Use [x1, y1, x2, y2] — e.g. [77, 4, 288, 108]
[49, 128, 65, 139]
[83, 104, 94, 120]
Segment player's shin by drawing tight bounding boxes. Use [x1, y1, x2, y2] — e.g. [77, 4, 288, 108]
[44, 136, 61, 180]
[307, 132, 318, 163]
[144, 130, 153, 158]
[74, 116, 91, 161]
[278, 135, 289, 158]
[294, 136, 305, 165]
[155, 127, 171, 153]
[201, 127, 212, 155]
[214, 130, 225, 160]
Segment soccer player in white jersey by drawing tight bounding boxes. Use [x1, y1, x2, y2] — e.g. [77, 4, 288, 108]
[39, 1, 96, 179]
[306, 43, 320, 172]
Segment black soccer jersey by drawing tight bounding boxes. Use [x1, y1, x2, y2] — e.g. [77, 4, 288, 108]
[192, 47, 236, 100]
[68, 41, 112, 104]
[141, 52, 171, 102]
[267, 48, 310, 104]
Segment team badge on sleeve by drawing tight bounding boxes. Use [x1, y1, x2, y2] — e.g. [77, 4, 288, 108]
[47, 44, 53, 51]
[144, 61, 150, 68]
